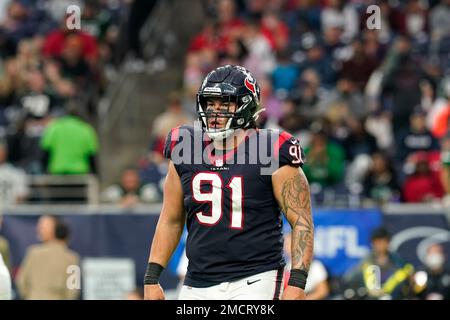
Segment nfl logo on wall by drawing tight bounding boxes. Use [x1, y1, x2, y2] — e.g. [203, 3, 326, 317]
[215, 159, 223, 167]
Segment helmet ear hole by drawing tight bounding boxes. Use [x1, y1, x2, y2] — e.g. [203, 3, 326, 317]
[241, 95, 251, 104]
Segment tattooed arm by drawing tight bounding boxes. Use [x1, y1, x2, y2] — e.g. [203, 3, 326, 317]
[272, 165, 314, 300]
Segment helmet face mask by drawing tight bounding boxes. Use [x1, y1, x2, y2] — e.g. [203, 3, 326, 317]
[197, 65, 261, 141]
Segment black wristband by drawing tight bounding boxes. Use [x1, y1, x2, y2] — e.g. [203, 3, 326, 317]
[143, 262, 164, 285]
[288, 269, 308, 290]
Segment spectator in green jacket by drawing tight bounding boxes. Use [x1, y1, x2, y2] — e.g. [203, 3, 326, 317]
[302, 125, 345, 187]
[40, 103, 98, 175]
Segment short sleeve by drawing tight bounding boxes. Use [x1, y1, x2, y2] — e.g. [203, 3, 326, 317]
[87, 126, 99, 155]
[163, 127, 181, 160]
[40, 123, 55, 151]
[276, 131, 305, 168]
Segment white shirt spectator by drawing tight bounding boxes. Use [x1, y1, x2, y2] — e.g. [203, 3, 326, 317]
[0, 0, 9, 22]
[430, 1, 450, 39]
[0, 163, 28, 206]
[0, 253, 11, 300]
[321, 4, 359, 43]
[305, 260, 328, 294]
[101, 183, 160, 204]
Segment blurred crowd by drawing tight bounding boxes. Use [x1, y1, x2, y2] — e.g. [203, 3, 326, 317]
[0, 0, 159, 206]
[1, 0, 450, 207]
[0, 0, 122, 166]
[141, 0, 450, 207]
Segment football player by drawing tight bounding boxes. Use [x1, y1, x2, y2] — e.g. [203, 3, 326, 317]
[144, 65, 313, 300]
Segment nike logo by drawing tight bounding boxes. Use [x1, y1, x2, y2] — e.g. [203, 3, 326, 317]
[246, 279, 261, 285]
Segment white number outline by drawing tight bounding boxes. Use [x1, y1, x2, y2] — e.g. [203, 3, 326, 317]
[289, 145, 303, 164]
[192, 172, 244, 229]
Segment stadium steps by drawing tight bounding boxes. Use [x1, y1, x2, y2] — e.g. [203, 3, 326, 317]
[97, 0, 204, 188]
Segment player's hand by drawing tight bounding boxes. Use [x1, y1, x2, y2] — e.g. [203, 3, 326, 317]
[281, 286, 306, 300]
[144, 284, 165, 300]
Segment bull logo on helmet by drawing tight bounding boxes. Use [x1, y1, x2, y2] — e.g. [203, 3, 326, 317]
[244, 75, 256, 97]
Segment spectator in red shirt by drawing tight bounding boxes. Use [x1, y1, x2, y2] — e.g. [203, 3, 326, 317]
[402, 152, 444, 202]
[42, 17, 98, 64]
[188, 20, 228, 54]
[216, 0, 245, 39]
[340, 38, 379, 91]
[260, 10, 289, 52]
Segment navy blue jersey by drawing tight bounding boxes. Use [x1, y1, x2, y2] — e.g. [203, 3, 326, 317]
[163, 125, 304, 287]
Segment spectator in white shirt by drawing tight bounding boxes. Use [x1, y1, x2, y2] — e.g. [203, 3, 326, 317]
[0, 141, 28, 206]
[0, 252, 11, 300]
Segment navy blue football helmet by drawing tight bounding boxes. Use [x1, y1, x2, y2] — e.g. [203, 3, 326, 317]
[197, 65, 262, 140]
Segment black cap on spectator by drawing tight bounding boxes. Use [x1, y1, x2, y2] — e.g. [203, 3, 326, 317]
[370, 227, 391, 241]
[55, 220, 70, 241]
[411, 105, 426, 117]
[48, 215, 71, 241]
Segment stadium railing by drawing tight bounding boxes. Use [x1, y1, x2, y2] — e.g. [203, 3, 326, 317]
[24, 174, 100, 205]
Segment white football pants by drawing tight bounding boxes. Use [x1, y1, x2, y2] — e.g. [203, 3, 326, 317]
[178, 268, 284, 300]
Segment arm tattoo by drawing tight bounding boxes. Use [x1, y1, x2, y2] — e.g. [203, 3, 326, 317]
[281, 169, 314, 272]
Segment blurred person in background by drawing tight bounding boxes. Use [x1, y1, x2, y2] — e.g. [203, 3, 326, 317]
[320, 77, 366, 120]
[0, 140, 28, 205]
[292, 68, 322, 122]
[149, 91, 194, 159]
[396, 109, 439, 162]
[260, 10, 290, 53]
[340, 116, 378, 162]
[362, 152, 400, 205]
[241, 19, 276, 81]
[0, 250, 11, 300]
[440, 132, 450, 205]
[277, 98, 307, 135]
[42, 14, 98, 66]
[0, 0, 36, 49]
[126, 0, 158, 63]
[343, 227, 414, 300]
[19, 68, 55, 118]
[302, 122, 345, 188]
[40, 101, 98, 175]
[340, 38, 379, 92]
[380, 35, 428, 137]
[16, 215, 80, 300]
[430, 0, 450, 44]
[283, 232, 329, 300]
[101, 167, 160, 207]
[0, 214, 11, 271]
[402, 0, 429, 41]
[271, 50, 300, 96]
[321, 0, 359, 44]
[297, 34, 336, 88]
[429, 76, 450, 139]
[402, 151, 444, 203]
[413, 243, 450, 300]
[54, 33, 92, 94]
[321, 23, 346, 61]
